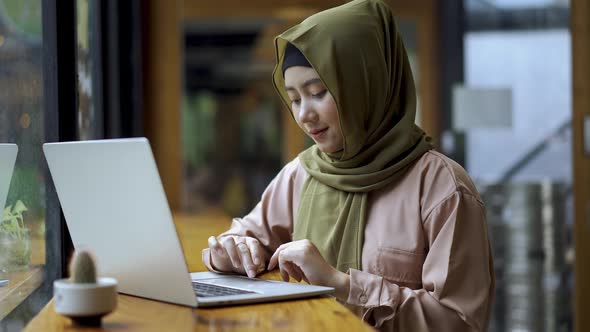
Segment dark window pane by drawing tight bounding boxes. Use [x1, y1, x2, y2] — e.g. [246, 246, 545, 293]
[0, 0, 46, 323]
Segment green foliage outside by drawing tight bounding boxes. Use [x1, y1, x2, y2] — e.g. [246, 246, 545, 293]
[0, 0, 42, 38]
[6, 166, 43, 220]
[0, 200, 31, 271]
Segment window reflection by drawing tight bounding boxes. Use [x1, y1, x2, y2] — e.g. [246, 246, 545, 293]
[0, 0, 45, 320]
[464, 1, 573, 331]
[77, 0, 101, 140]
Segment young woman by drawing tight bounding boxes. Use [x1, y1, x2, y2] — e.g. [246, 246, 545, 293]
[202, 0, 494, 330]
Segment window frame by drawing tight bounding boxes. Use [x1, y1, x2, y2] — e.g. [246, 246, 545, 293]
[2, 0, 144, 325]
[0, 0, 75, 325]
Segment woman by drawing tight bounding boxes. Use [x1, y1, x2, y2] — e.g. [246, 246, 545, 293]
[202, 0, 494, 330]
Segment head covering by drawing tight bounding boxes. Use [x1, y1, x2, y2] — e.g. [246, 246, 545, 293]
[272, 0, 433, 272]
[282, 43, 312, 75]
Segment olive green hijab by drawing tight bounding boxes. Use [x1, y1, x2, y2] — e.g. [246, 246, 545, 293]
[272, 0, 433, 272]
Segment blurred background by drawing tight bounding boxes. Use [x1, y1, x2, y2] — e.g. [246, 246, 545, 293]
[1, 0, 588, 331]
[178, 3, 575, 329]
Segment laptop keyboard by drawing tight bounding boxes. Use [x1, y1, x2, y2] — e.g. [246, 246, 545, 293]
[192, 281, 256, 298]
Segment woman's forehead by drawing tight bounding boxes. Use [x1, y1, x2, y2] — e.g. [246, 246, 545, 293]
[284, 66, 322, 87]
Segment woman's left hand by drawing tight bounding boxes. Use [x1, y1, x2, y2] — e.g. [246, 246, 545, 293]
[268, 239, 350, 301]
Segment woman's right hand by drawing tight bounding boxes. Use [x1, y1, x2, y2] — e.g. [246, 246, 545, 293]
[207, 236, 266, 278]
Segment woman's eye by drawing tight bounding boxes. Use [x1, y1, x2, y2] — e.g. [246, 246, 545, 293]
[312, 90, 327, 99]
[291, 99, 301, 106]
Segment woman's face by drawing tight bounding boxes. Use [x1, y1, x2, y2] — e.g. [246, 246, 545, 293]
[284, 66, 344, 153]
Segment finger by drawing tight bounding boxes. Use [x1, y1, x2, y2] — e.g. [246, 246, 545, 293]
[207, 248, 230, 272]
[283, 262, 303, 282]
[268, 249, 280, 270]
[279, 263, 290, 282]
[292, 264, 309, 283]
[208, 236, 225, 256]
[237, 242, 256, 278]
[246, 238, 264, 268]
[268, 245, 286, 270]
[301, 273, 309, 284]
[268, 242, 292, 270]
[278, 252, 303, 282]
[221, 237, 242, 271]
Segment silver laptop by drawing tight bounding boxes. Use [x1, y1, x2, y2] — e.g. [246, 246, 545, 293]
[43, 138, 333, 307]
[0, 144, 18, 214]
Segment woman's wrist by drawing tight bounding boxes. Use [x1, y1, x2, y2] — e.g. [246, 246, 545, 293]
[332, 270, 350, 301]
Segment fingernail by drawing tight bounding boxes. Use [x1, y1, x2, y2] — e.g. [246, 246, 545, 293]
[253, 257, 260, 265]
[248, 268, 255, 278]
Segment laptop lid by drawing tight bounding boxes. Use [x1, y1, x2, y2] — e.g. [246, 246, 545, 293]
[43, 138, 198, 307]
[0, 144, 18, 212]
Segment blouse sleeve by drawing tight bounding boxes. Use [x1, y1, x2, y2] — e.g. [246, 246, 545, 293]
[346, 191, 494, 331]
[202, 160, 300, 271]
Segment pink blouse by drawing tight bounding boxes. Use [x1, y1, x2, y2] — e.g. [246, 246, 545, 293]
[202, 150, 494, 331]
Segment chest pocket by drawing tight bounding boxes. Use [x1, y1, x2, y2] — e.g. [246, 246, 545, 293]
[376, 247, 425, 287]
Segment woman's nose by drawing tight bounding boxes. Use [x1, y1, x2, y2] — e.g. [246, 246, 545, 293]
[298, 99, 318, 124]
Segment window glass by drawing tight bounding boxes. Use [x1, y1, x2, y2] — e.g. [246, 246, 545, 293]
[77, 0, 102, 140]
[463, 1, 572, 331]
[465, 30, 571, 182]
[0, 0, 46, 323]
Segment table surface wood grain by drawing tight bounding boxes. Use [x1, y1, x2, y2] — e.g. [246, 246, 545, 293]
[23, 211, 374, 331]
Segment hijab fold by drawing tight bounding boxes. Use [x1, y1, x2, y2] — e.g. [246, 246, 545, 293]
[272, 0, 433, 273]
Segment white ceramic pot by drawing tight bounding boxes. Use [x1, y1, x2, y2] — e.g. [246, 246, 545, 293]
[53, 277, 118, 326]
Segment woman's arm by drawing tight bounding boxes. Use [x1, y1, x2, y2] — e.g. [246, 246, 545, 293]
[346, 191, 494, 331]
[268, 191, 494, 331]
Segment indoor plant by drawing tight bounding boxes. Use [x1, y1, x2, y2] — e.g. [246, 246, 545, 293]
[54, 250, 118, 326]
[0, 200, 31, 272]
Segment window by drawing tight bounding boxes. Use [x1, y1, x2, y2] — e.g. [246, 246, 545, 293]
[77, 0, 103, 140]
[0, 0, 143, 327]
[0, 0, 74, 328]
[462, 1, 573, 331]
[0, 0, 47, 324]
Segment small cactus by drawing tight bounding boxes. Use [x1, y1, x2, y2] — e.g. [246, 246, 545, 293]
[69, 250, 97, 284]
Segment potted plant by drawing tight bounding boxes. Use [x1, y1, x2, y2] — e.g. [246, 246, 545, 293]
[54, 250, 118, 326]
[0, 200, 31, 272]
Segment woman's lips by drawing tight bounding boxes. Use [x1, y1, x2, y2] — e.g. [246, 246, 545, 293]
[309, 127, 328, 139]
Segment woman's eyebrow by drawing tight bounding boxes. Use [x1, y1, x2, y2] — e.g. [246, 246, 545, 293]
[285, 78, 322, 92]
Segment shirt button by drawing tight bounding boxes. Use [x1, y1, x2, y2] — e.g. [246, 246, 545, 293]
[360, 295, 368, 304]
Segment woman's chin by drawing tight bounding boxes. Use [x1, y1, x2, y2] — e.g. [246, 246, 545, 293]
[316, 144, 343, 154]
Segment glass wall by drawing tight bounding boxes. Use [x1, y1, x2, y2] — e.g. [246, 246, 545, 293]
[0, 0, 46, 324]
[464, 30, 571, 182]
[1, 0, 113, 327]
[76, 0, 103, 140]
[462, 1, 572, 331]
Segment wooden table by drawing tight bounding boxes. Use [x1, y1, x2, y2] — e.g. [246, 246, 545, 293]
[24, 211, 374, 331]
